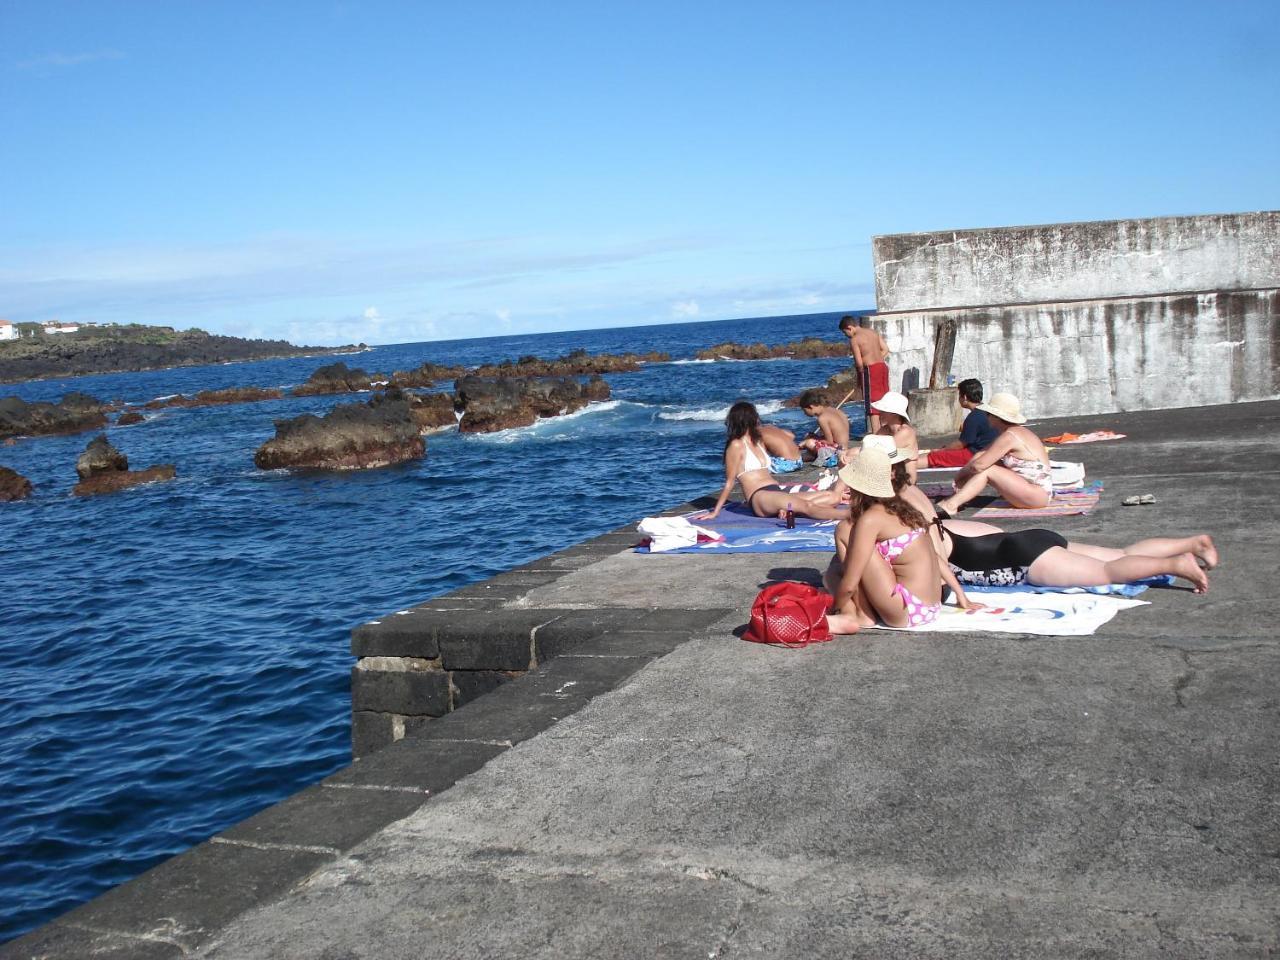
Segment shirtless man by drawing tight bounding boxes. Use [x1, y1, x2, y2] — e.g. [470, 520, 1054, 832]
[839, 315, 891, 432]
[797, 389, 850, 465]
[758, 422, 804, 473]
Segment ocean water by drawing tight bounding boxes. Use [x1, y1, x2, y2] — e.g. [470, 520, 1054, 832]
[0, 311, 867, 942]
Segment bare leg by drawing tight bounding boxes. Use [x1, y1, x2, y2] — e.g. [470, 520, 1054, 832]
[1028, 547, 1208, 594]
[859, 552, 910, 626]
[1126, 534, 1218, 569]
[1067, 535, 1218, 570]
[984, 464, 1051, 509]
[935, 465, 992, 515]
[751, 488, 847, 521]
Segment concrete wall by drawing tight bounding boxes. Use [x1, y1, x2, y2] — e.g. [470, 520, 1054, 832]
[876, 289, 1279, 421]
[874, 211, 1280, 312]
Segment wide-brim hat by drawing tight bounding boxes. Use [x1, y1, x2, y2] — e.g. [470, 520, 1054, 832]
[859, 433, 911, 464]
[838, 445, 895, 498]
[870, 391, 910, 421]
[976, 392, 1027, 424]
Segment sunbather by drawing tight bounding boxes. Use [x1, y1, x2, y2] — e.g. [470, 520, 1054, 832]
[759, 422, 803, 473]
[696, 401, 847, 521]
[823, 444, 974, 634]
[890, 459, 1215, 594]
[933, 392, 1053, 516]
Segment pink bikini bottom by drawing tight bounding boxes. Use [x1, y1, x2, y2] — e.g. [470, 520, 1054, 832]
[892, 582, 941, 627]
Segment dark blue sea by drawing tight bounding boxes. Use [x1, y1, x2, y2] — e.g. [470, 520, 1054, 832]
[0, 311, 866, 942]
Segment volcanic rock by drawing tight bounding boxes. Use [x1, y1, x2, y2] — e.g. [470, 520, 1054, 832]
[254, 393, 425, 470]
[144, 386, 283, 409]
[695, 338, 848, 361]
[389, 362, 467, 389]
[403, 391, 458, 433]
[293, 362, 379, 397]
[0, 466, 32, 501]
[116, 410, 146, 425]
[470, 348, 668, 378]
[76, 434, 129, 478]
[453, 374, 610, 433]
[71, 434, 176, 496]
[0, 393, 110, 440]
[786, 370, 863, 408]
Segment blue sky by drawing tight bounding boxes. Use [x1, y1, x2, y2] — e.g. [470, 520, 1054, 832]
[2, 1, 1277, 346]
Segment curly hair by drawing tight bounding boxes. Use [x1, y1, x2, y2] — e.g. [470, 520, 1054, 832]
[846, 488, 928, 531]
[724, 400, 762, 451]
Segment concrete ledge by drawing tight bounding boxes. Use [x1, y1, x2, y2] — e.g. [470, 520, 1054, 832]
[27, 840, 333, 955]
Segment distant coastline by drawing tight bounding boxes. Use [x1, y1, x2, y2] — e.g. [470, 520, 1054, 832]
[0, 323, 364, 384]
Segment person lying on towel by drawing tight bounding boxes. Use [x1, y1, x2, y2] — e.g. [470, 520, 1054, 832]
[887, 455, 1215, 594]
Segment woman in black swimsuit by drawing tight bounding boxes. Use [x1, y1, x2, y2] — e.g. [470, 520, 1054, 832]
[889, 464, 1215, 593]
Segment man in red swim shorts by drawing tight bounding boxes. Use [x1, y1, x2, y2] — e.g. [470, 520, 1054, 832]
[839, 315, 891, 432]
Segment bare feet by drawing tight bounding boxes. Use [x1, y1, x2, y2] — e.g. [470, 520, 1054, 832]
[1173, 552, 1210, 594]
[1194, 534, 1219, 570]
[934, 497, 957, 517]
[825, 613, 860, 635]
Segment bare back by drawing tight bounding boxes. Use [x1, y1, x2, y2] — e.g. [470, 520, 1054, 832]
[848, 326, 889, 366]
[758, 424, 801, 460]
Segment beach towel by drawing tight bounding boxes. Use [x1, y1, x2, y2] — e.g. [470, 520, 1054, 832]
[968, 574, 1173, 598]
[970, 481, 1102, 519]
[1042, 430, 1126, 444]
[633, 503, 838, 554]
[918, 460, 1086, 497]
[871, 590, 1146, 636]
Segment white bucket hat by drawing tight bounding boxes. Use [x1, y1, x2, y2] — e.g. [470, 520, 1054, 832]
[976, 392, 1027, 425]
[838, 445, 894, 498]
[869, 391, 910, 421]
[858, 433, 911, 464]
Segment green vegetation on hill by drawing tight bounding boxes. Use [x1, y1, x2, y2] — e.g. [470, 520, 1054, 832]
[0, 323, 363, 383]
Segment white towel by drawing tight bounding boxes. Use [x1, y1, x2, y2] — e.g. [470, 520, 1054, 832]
[872, 590, 1146, 636]
[637, 516, 725, 553]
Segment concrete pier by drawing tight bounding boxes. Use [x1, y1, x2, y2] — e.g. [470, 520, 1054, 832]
[6, 399, 1278, 958]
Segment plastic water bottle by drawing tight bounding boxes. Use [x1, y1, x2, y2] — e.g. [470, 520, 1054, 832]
[785, 503, 795, 529]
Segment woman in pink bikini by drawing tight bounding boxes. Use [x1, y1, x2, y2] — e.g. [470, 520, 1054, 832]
[825, 444, 962, 632]
[934, 392, 1053, 517]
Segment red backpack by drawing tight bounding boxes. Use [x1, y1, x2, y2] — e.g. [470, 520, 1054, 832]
[743, 582, 834, 648]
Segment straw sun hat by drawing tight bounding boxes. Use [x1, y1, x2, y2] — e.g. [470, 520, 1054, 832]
[976, 392, 1027, 424]
[838, 444, 895, 498]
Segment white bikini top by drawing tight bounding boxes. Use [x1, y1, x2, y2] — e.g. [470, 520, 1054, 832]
[737, 438, 770, 477]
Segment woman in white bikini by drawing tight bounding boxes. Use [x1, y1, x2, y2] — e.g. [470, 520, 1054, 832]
[933, 392, 1053, 517]
[697, 401, 846, 521]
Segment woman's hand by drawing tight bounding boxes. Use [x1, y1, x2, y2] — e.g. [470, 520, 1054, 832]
[691, 509, 719, 521]
[958, 597, 985, 612]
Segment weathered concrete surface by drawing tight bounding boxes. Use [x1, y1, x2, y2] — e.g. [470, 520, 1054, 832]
[7, 401, 1278, 959]
[881, 288, 1279, 418]
[875, 211, 1280, 312]
[190, 400, 1278, 959]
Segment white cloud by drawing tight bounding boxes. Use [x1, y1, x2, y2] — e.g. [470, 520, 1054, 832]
[363, 306, 381, 320]
[672, 299, 700, 317]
